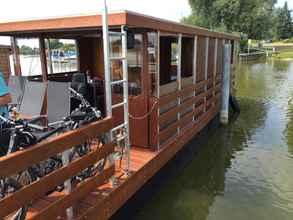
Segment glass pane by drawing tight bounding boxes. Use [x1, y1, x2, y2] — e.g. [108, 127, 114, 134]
[17, 38, 42, 76]
[46, 39, 78, 74]
[128, 34, 142, 96]
[170, 42, 178, 81]
[110, 36, 122, 58]
[148, 32, 158, 97]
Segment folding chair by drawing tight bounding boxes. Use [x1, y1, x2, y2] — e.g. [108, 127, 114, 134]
[47, 81, 71, 124]
[19, 81, 47, 117]
[8, 76, 27, 108]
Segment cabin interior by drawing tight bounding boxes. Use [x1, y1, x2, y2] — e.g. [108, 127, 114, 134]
[2, 25, 236, 150]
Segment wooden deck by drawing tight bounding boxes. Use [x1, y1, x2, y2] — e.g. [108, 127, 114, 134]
[24, 147, 155, 220]
[20, 105, 218, 220]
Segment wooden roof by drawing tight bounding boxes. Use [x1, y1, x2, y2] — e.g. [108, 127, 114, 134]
[0, 11, 239, 40]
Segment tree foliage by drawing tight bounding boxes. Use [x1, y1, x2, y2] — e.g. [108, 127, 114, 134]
[275, 2, 293, 39]
[182, 0, 279, 39]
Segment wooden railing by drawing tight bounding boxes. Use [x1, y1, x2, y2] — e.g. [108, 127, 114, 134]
[0, 117, 114, 220]
[159, 75, 222, 146]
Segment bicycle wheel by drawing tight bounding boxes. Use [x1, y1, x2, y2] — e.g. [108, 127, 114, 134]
[0, 178, 27, 220]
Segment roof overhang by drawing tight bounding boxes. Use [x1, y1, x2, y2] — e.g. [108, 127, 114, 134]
[0, 11, 239, 40]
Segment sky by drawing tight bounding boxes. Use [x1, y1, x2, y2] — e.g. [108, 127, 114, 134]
[0, 0, 191, 45]
[277, 0, 293, 8]
[0, 0, 191, 22]
[0, 0, 292, 45]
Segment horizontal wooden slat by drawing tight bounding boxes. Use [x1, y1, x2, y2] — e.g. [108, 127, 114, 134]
[31, 166, 115, 220]
[159, 79, 210, 107]
[0, 118, 113, 178]
[0, 143, 115, 218]
[159, 91, 179, 108]
[159, 103, 205, 142]
[159, 87, 213, 126]
[159, 121, 179, 143]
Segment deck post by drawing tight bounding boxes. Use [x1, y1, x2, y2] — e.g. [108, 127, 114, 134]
[213, 38, 218, 107]
[192, 36, 198, 122]
[157, 31, 161, 150]
[10, 37, 21, 76]
[46, 39, 54, 74]
[177, 34, 182, 135]
[220, 44, 231, 125]
[204, 37, 209, 112]
[39, 37, 48, 82]
[62, 149, 74, 220]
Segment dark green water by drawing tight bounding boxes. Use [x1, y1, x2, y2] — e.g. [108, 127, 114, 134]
[133, 59, 293, 220]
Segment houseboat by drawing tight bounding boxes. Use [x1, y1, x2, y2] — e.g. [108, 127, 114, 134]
[0, 4, 239, 220]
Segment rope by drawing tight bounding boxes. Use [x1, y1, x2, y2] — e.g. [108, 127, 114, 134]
[128, 97, 159, 120]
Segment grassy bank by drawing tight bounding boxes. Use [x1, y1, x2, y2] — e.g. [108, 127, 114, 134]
[274, 50, 293, 59]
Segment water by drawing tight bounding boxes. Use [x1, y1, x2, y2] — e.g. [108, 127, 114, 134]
[131, 59, 293, 220]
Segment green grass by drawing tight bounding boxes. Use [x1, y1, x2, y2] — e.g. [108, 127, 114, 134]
[274, 50, 293, 59]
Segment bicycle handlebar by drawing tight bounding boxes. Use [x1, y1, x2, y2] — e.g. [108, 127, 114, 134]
[0, 115, 46, 131]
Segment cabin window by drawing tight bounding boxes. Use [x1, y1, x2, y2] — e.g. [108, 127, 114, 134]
[148, 32, 159, 96]
[159, 36, 179, 86]
[207, 38, 216, 80]
[16, 38, 42, 77]
[181, 37, 194, 78]
[110, 33, 143, 96]
[45, 39, 78, 74]
[196, 36, 207, 82]
[127, 34, 143, 95]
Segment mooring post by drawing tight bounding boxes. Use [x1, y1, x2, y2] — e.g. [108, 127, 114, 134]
[220, 44, 231, 125]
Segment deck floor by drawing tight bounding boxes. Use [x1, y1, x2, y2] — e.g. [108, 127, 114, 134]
[20, 107, 217, 220]
[25, 147, 157, 220]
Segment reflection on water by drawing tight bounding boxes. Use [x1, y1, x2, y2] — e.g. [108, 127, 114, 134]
[131, 59, 293, 220]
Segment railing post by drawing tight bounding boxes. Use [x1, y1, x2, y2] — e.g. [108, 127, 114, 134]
[213, 38, 218, 108]
[157, 31, 161, 150]
[192, 36, 198, 122]
[220, 44, 231, 125]
[177, 34, 182, 135]
[204, 37, 209, 112]
[62, 149, 74, 220]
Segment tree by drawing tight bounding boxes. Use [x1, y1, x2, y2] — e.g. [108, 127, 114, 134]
[182, 0, 277, 39]
[20, 45, 35, 55]
[48, 39, 63, 49]
[275, 1, 292, 39]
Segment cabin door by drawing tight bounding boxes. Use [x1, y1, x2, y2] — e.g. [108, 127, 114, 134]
[128, 33, 150, 147]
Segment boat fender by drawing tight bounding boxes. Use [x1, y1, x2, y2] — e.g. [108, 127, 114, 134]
[229, 96, 240, 113]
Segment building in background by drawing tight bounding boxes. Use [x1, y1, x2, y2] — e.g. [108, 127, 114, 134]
[0, 45, 11, 81]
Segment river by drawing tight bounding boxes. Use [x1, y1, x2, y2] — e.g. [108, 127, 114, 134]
[125, 59, 293, 220]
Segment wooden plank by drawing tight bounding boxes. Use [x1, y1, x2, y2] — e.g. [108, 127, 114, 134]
[159, 103, 205, 142]
[0, 118, 113, 178]
[159, 120, 179, 143]
[31, 166, 115, 220]
[0, 143, 115, 218]
[159, 79, 209, 108]
[159, 87, 212, 127]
